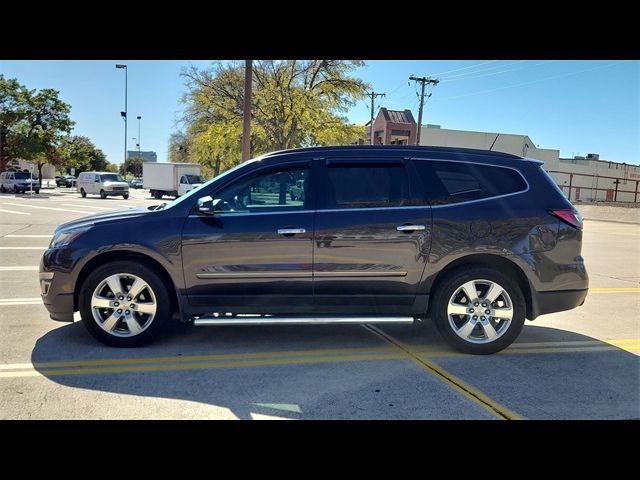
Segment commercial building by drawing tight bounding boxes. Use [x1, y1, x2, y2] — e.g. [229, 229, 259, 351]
[358, 107, 638, 203]
[418, 125, 639, 203]
[2, 158, 55, 179]
[365, 108, 417, 145]
[127, 150, 157, 163]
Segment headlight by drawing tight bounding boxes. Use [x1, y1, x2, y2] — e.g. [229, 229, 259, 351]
[49, 227, 91, 249]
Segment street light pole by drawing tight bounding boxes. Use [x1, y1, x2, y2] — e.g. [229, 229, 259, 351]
[115, 64, 128, 166]
[137, 115, 141, 178]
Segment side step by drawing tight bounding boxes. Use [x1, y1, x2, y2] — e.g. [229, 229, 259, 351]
[193, 315, 415, 326]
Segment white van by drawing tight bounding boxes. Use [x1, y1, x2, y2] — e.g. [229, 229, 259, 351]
[0, 171, 40, 194]
[77, 172, 129, 199]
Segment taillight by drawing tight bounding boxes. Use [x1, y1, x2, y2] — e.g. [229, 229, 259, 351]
[549, 208, 583, 230]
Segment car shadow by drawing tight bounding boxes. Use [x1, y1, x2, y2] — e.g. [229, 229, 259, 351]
[29, 321, 640, 419]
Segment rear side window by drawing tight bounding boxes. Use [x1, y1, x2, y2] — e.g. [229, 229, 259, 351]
[325, 163, 419, 209]
[413, 160, 527, 205]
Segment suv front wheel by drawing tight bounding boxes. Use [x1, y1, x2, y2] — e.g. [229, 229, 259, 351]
[79, 261, 172, 347]
[430, 267, 526, 355]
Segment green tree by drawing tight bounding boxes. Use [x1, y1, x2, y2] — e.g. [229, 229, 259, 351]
[0, 76, 74, 185]
[0, 76, 31, 172]
[119, 156, 144, 177]
[176, 60, 368, 174]
[60, 135, 110, 174]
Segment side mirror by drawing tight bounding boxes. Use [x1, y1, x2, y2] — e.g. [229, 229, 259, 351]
[197, 196, 216, 215]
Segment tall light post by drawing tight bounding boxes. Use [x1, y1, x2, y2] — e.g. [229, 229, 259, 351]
[137, 115, 142, 177]
[115, 64, 128, 166]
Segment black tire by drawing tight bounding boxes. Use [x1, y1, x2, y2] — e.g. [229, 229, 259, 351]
[430, 266, 526, 355]
[80, 188, 86, 198]
[153, 191, 162, 199]
[79, 261, 173, 347]
[100, 189, 107, 199]
[122, 193, 129, 199]
[34, 189, 39, 194]
[0, 184, 5, 193]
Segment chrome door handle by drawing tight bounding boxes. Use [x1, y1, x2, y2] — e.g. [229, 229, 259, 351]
[396, 225, 426, 232]
[277, 228, 306, 235]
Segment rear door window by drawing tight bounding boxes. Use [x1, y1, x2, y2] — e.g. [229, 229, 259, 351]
[412, 160, 527, 205]
[323, 160, 422, 209]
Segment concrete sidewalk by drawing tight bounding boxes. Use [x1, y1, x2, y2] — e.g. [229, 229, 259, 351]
[576, 203, 640, 224]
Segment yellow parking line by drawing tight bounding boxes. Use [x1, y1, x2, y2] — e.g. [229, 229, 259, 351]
[0, 353, 405, 379]
[0, 345, 396, 371]
[589, 288, 640, 293]
[363, 325, 522, 420]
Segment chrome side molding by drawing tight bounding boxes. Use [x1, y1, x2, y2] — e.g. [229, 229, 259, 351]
[193, 315, 415, 326]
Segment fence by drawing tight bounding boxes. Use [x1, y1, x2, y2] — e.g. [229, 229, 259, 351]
[547, 170, 640, 204]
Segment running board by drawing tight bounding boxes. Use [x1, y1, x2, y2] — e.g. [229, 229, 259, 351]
[193, 315, 415, 326]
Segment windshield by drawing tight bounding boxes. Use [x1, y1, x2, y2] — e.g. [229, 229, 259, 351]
[100, 174, 124, 182]
[159, 159, 260, 211]
[183, 175, 203, 184]
[14, 172, 31, 179]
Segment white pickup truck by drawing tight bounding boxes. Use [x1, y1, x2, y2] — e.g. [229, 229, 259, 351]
[143, 162, 204, 199]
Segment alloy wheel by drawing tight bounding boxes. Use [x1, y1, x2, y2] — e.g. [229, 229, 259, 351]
[447, 279, 513, 344]
[91, 273, 157, 337]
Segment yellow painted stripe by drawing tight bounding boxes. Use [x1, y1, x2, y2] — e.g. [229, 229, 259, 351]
[363, 325, 522, 420]
[0, 353, 404, 379]
[589, 288, 640, 294]
[0, 345, 395, 371]
[2, 338, 637, 374]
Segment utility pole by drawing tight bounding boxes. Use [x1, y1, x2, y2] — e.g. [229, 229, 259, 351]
[242, 60, 253, 162]
[409, 75, 439, 145]
[367, 91, 385, 144]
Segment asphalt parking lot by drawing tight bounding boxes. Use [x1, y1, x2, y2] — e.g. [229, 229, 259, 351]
[0, 187, 638, 419]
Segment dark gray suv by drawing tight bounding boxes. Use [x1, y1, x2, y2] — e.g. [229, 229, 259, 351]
[40, 146, 588, 354]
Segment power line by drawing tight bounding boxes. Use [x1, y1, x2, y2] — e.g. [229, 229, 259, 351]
[440, 60, 557, 83]
[439, 60, 527, 80]
[409, 76, 439, 145]
[427, 60, 500, 77]
[439, 61, 632, 101]
[366, 91, 386, 145]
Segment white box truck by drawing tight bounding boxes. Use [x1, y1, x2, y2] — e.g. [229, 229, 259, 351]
[143, 162, 204, 199]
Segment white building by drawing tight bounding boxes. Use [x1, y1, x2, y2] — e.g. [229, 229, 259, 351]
[3, 158, 56, 179]
[419, 125, 639, 203]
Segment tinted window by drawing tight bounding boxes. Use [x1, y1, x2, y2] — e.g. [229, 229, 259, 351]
[214, 166, 309, 213]
[326, 164, 417, 209]
[14, 172, 30, 179]
[413, 160, 527, 205]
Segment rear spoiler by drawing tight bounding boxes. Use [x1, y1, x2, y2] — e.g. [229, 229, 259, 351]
[523, 157, 545, 166]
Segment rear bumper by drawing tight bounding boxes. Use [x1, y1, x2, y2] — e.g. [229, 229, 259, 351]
[530, 288, 588, 320]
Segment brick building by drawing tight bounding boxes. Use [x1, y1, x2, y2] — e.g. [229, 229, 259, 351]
[365, 108, 417, 145]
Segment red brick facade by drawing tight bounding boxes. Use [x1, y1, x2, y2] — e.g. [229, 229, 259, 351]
[365, 108, 417, 145]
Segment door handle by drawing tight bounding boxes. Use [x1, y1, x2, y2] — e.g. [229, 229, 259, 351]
[396, 225, 426, 232]
[277, 228, 306, 235]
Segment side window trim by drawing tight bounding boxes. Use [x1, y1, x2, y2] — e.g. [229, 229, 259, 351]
[409, 157, 530, 208]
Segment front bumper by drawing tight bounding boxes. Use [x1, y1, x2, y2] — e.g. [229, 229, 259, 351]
[40, 255, 76, 322]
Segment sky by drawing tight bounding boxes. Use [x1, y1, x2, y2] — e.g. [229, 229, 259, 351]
[1, 60, 638, 165]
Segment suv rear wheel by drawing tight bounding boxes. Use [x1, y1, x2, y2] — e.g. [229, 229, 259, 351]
[430, 267, 525, 354]
[79, 261, 172, 347]
[80, 188, 86, 198]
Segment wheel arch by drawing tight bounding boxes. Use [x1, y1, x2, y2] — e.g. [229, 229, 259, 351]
[74, 250, 181, 320]
[426, 254, 533, 319]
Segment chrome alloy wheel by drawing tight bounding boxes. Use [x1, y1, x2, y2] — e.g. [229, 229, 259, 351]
[447, 279, 513, 344]
[91, 273, 157, 337]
